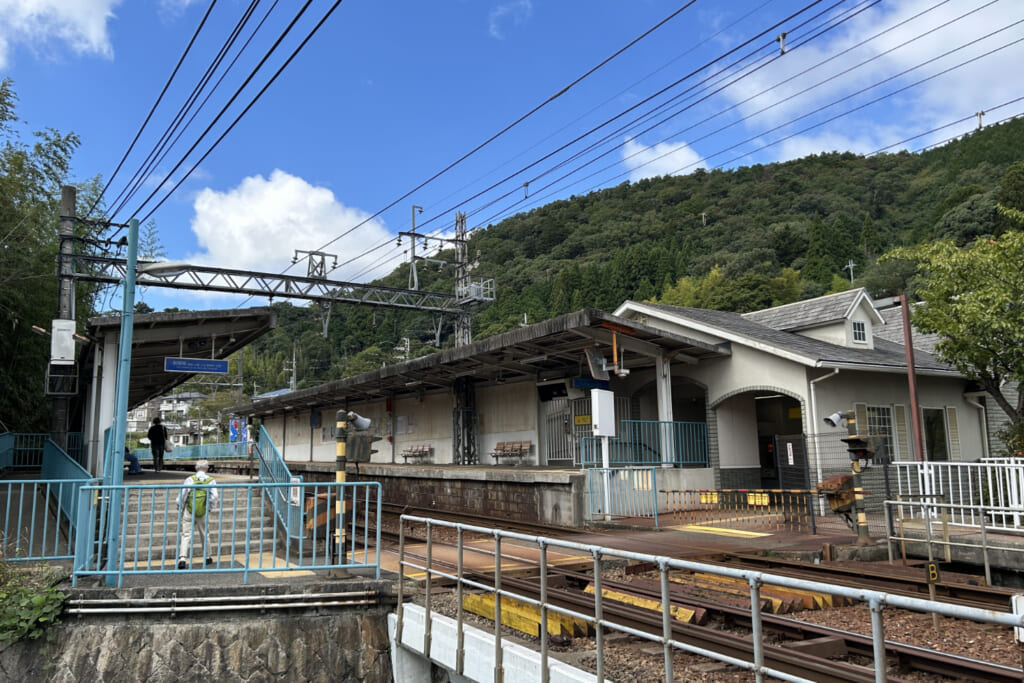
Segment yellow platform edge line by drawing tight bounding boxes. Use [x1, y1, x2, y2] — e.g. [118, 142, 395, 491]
[669, 524, 771, 538]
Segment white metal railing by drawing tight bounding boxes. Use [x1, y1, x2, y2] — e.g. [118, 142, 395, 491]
[891, 460, 1024, 531]
[885, 498, 1024, 585]
[396, 515, 1024, 683]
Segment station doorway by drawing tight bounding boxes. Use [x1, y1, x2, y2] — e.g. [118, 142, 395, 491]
[754, 394, 803, 488]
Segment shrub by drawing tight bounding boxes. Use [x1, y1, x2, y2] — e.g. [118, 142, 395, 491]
[0, 560, 66, 644]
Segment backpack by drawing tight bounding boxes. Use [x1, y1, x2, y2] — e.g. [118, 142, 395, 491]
[185, 475, 213, 516]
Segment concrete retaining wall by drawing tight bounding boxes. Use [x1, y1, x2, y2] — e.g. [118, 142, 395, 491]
[357, 465, 587, 527]
[0, 581, 395, 682]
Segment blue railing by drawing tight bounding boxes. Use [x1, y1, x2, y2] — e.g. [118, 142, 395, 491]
[3, 433, 49, 469]
[586, 467, 659, 524]
[66, 432, 84, 465]
[129, 440, 249, 465]
[73, 480, 381, 587]
[256, 425, 303, 538]
[581, 420, 708, 468]
[40, 439, 97, 530]
[1, 437, 99, 561]
[0, 432, 12, 470]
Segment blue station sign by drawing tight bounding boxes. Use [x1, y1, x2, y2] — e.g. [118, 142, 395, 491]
[164, 357, 230, 374]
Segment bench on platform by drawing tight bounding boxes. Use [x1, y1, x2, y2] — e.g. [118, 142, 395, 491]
[490, 440, 532, 464]
[401, 444, 432, 463]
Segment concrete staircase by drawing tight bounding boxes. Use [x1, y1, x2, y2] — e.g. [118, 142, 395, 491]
[114, 485, 288, 568]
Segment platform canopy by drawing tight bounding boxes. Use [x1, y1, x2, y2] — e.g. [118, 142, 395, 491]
[86, 307, 276, 409]
[235, 308, 729, 418]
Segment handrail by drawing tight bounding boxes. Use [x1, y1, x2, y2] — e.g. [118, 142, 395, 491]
[255, 425, 303, 538]
[892, 460, 1024, 531]
[72, 480, 381, 587]
[397, 514, 1024, 682]
[581, 420, 708, 468]
[0, 432, 12, 470]
[40, 439, 98, 529]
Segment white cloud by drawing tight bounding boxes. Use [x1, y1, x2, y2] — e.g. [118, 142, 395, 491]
[715, 1, 1024, 157]
[622, 137, 704, 182]
[187, 170, 395, 282]
[489, 0, 533, 40]
[0, 0, 121, 69]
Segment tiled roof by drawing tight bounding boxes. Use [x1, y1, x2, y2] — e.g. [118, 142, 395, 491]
[642, 302, 954, 373]
[742, 289, 863, 331]
[874, 305, 941, 354]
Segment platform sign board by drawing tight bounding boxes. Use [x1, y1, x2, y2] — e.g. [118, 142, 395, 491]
[164, 357, 230, 374]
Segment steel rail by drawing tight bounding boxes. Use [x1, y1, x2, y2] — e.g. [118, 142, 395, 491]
[557, 569, 1021, 683]
[396, 531, 1021, 681]
[714, 553, 1014, 611]
[483, 571, 1022, 683]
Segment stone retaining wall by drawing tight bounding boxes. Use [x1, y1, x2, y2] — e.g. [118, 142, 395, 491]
[0, 580, 396, 682]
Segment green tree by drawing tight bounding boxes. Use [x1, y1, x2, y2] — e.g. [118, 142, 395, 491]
[860, 213, 881, 259]
[0, 79, 84, 430]
[886, 232, 1024, 431]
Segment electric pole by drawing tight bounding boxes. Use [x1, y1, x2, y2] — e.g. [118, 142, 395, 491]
[50, 186, 76, 448]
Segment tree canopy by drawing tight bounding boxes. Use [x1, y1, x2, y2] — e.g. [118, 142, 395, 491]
[0, 79, 82, 430]
[886, 231, 1024, 435]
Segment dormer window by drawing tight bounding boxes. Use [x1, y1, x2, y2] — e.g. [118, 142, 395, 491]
[852, 320, 867, 343]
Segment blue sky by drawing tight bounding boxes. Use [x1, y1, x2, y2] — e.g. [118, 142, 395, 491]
[4, 0, 1024, 311]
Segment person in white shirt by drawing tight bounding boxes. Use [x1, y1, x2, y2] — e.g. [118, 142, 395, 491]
[176, 460, 219, 569]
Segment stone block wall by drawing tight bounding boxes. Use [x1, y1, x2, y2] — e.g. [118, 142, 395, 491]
[0, 582, 395, 682]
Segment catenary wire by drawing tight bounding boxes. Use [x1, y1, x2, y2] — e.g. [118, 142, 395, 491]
[106, 0, 269, 222]
[466, 11, 1024, 234]
[88, 0, 220, 227]
[122, 0, 332, 223]
[231, 1, 705, 304]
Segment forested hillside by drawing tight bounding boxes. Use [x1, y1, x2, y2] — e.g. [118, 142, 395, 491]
[231, 117, 1024, 397]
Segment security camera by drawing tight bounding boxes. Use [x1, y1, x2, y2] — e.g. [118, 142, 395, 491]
[347, 411, 372, 431]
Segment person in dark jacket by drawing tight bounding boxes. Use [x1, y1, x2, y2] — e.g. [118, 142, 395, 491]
[147, 417, 169, 472]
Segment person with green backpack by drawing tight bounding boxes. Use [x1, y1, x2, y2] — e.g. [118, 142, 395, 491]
[176, 460, 219, 569]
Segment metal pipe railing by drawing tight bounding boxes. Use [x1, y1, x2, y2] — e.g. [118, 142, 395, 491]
[892, 461, 1024, 531]
[72, 480, 380, 587]
[886, 498, 1024, 584]
[396, 514, 1024, 683]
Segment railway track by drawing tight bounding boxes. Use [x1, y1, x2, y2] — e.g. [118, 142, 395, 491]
[394, 533, 1021, 681]
[710, 553, 1016, 612]
[448, 567, 1023, 682]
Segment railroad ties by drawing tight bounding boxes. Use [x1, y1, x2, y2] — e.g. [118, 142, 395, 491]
[460, 561, 846, 642]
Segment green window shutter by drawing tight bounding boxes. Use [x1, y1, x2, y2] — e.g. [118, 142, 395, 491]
[946, 406, 961, 461]
[894, 404, 909, 461]
[854, 403, 868, 434]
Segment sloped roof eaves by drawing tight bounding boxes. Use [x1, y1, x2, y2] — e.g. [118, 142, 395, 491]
[236, 308, 727, 415]
[643, 302, 957, 375]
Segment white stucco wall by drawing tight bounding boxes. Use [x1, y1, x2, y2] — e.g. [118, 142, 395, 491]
[391, 393, 454, 463]
[477, 382, 540, 463]
[715, 393, 760, 469]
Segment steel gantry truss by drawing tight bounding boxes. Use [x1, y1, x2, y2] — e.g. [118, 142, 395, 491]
[67, 253, 465, 315]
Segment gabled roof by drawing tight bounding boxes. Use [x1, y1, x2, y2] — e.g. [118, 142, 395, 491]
[873, 302, 941, 354]
[622, 301, 956, 376]
[742, 288, 883, 331]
